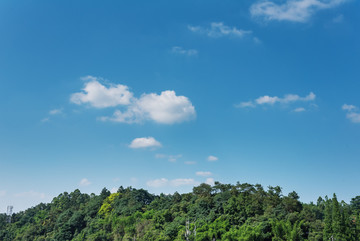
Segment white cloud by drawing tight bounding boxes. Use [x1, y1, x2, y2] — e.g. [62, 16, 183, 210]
[256, 95, 280, 105]
[170, 178, 199, 187]
[156, 154, 182, 162]
[250, 0, 348, 23]
[103, 90, 196, 124]
[171, 46, 198, 56]
[110, 187, 118, 193]
[42, 108, 64, 123]
[72, 77, 196, 125]
[343, 104, 360, 123]
[49, 108, 62, 115]
[293, 107, 306, 112]
[235, 101, 256, 108]
[237, 92, 316, 108]
[168, 155, 180, 162]
[346, 112, 360, 123]
[207, 155, 218, 162]
[134, 91, 195, 124]
[257, 92, 315, 105]
[79, 178, 91, 187]
[146, 178, 169, 188]
[146, 178, 199, 188]
[196, 171, 212, 177]
[81, 75, 97, 82]
[129, 137, 162, 149]
[14, 191, 46, 199]
[205, 178, 215, 186]
[342, 104, 356, 111]
[188, 22, 252, 38]
[71, 77, 133, 108]
[41, 117, 50, 122]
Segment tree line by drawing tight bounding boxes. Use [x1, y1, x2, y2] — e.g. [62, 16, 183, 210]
[1, 182, 360, 240]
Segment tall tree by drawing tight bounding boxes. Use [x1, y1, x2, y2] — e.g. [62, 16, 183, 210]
[323, 196, 332, 240]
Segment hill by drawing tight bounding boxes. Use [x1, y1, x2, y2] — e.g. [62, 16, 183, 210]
[1, 182, 360, 240]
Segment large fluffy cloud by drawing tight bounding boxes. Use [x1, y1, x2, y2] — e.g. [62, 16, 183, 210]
[71, 77, 133, 108]
[103, 90, 196, 124]
[250, 0, 348, 23]
[71, 76, 196, 124]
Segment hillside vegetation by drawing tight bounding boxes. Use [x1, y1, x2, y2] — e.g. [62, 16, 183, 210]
[1, 182, 360, 240]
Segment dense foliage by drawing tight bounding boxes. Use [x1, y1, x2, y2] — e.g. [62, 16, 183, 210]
[1, 182, 360, 240]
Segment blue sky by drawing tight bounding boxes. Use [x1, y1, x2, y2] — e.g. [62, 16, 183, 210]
[1, 0, 360, 212]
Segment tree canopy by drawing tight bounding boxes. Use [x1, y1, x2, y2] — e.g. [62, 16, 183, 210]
[1, 183, 359, 240]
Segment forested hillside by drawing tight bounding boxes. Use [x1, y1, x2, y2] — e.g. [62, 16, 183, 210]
[1, 182, 360, 240]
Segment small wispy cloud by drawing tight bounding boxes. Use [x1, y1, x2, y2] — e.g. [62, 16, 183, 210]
[293, 107, 306, 112]
[171, 178, 199, 187]
[236, 92, 316, 109]
[171, 46, 198, 56]
[41, 117, 50, 123]
[146, 178, 199, 188]
[342, 104, 356, 112]
[156, 154, 182, 162]
[235, 101, 256, 108]
[333, 14, 344, 23]
[207, 155, 218, 162]
[196, 171, 212, 177]
[342, 104, 360, 123]
[250, 0, 349, 23]
[346, 113, 360, 123]
[188, 22, 252, 38]
[146, 178, 168, 188]
[41, 108, 64, 123]
[129, 137, 162, 149]
[49, 108, 63, 115]
[79, 178, 91, 187]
